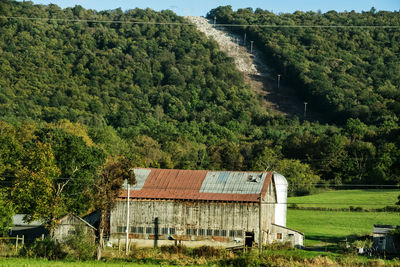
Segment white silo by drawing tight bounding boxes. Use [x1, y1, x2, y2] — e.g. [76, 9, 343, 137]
[273, 172, 288, 227]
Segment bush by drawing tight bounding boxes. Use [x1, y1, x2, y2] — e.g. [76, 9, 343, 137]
[220, 252, 261, 267]
[264, 241, 293, 250]
[20, 237, 66, 260]
[192, 245, 224, 257]
[63, 226, 96, 260]
[160, 244, 187, 254]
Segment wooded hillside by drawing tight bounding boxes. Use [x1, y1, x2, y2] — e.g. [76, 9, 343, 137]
[0, 1, 399, 211]
[208, 6, 400, 124]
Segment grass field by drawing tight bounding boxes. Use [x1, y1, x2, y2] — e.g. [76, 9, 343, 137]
[288, 189, 399, 209]
[287, 189, 400, 247]
[0, 258, 177, 267]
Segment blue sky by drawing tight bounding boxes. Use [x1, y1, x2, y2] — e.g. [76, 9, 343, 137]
[20, 0, 399, 16]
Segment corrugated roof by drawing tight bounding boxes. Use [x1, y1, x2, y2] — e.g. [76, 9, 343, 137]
[13, 214, 44, 226]
[120, 168, 274, 202]
[373, 225, 398, 235]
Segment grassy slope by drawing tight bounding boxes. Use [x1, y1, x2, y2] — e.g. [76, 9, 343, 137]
[288, 189, 399, 209]
[287, 190, 400, 246]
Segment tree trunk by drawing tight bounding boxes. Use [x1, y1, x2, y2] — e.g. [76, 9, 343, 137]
[96, 228, 104, 260]
[97, 212, 106, 260]
[96, 244, 102, 260]
[49, 227, 55, 239]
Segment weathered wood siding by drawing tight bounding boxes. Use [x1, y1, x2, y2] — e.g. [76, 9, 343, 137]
[54, 215, 95, 242]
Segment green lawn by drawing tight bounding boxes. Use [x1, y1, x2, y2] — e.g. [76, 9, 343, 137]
[287, 209, 400, 246]
[286, 189, 400, 247]
[288, 189, 399, 209]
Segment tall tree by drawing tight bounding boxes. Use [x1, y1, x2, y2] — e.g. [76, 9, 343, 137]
[11, 142, 64, 236]
[93, 157, 136, 260]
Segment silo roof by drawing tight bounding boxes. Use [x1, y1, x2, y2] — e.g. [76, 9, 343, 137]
[120, 168, 273, 202]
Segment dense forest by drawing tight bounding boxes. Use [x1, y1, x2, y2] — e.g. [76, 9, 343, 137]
[208, 6, 400, 124]
[0, 1, 400, 231]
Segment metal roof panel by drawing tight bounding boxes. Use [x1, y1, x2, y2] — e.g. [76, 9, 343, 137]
[123, 168, 274, 202]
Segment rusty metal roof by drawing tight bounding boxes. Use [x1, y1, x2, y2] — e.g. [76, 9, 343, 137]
[120, 168, 273, 202]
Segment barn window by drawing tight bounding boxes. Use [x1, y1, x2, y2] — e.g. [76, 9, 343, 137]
[236, 230, 243, 236]
[131, 226, 137, 233]
[186, 229, 197, 235]
[161, 228, 168, 234]
[229, 230, 235, 237]
[277, 233, 282, 239]
[214, 229, 220, 236]
[117, 226, 126, 233]
[137, 227, 144, 233]
[146, 227, 153, 234]
[199, 229, 206, 236]
[68, 230, 76, 235]
[221, 230, 227, 237]
[169, 228, 176, 235]
[206, 229, 213, 236]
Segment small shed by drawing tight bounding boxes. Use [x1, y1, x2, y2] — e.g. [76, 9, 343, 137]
[372, 225, 400, 254]
[53, 214, 96, 242]
[10, 214, 48, 242]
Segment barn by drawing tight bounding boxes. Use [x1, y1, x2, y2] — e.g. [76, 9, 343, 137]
[109, 168, 303, 248]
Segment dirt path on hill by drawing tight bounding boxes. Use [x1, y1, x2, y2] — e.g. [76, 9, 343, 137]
[186, 16, 322, 121]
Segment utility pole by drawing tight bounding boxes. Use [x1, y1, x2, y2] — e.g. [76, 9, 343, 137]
[277, 74, 281, 89]
[213, 16, 216, 27]
[244, 32, 246, 45]
[259, 193, 262, 257]
[250, 41, 254, 53]
[125, 183, 130, 255]
[304, 102, 308, 119]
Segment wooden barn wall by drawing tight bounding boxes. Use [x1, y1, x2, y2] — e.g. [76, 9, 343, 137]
[110, 182, 276, 243]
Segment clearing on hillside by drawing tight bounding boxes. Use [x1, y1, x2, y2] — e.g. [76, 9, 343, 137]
[186, 16, 323, 121]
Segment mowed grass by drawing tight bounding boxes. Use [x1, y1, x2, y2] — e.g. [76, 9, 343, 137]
[287, 209, 400, 246]
[287, 189, 400, 247]
[288, 189, 399, 209]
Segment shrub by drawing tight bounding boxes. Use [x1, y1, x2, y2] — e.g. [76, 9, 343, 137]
[220, 252, 261, 267]
[264, 241, 293, 250]
[160, 244, 187, 254]
[20, 237, 66, 260]
[192, 245, 223, 257]
[63, 226, 96, 260]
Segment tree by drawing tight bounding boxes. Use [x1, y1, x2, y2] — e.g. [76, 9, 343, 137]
[0, 189, 13, 237]
[251, 146, 281, 171]
[93, 157, 136, 260]
[11, 142, 64, 236]
[35, 128, 106, 214]
[276, 159, 320, 196]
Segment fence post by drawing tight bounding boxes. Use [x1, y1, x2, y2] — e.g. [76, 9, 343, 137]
[22, 235, 24, 247]
[15, 235, 19, 252]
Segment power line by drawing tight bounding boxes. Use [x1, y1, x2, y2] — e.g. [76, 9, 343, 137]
[1, 16, 400, 29]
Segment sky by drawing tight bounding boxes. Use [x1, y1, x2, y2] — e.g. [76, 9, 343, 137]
[19, 0, 399, 17]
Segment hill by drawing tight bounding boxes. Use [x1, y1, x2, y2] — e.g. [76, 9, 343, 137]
[0, 1, 399, 189]
[208, 6, 400, 125]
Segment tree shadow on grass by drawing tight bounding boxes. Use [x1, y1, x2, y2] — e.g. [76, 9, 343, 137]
[305, 234, 371, 253]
